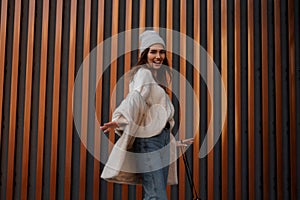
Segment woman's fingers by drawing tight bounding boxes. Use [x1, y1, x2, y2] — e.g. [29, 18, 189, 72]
[181, 138, 194, 144]
[176, 142, 188, 147]
[100, 121, 119, 133]
[176, 137, 194, 147]
[103, 128, 111, 133]
[104, 121, 118, 127]
[100, 126, 111, 133]
[100, 125, 107, 132]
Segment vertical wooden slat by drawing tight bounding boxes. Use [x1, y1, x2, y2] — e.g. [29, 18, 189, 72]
[166, 0, 172, 66]
[288, 0, 296, 199]
[166, 1, 173, 198]
[79, 0, 91, 199]
[6, 0, 22, 198]
[193, 0, 200, 198]
[107, 0, 119, 199]
[64, 0, 77, 199]
[234, 0, 242, 199]
[0, 0, 8, 142]
[179, 1, 186, 200]
[207, 0, 214, 199]
[139, 0, 146, 34]
[120, 1, 132, 198]
[50, 0, 63, 198]
[21, 0, 36, 198]
[136, 1, 146, 198]
[274, 0, 283, 199]
[124, 0, 132, 95]
[118, 14, 131, 197]
[36, 0, 49, 199]
[247, 0, 255, 199]
[93, 0, 104, 199]
[261, 0, 269, 199]
[221, 0, 228, 199]
[153, 0, 159, 31]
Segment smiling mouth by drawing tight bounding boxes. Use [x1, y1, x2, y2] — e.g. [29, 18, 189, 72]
[153, 60, 162, 64]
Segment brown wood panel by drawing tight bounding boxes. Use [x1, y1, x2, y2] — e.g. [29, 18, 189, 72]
[221, 0, 228, 199]
[261, 0, 269, 199]
[124, 0, 132, 96]
[79, 0, 91, 199]
[153, 0, 159, 31]
[6, 0, 21, 198]
[64, 0, 77, 199]
[50, 0, 63, 198]
[166, 1, 173, 198]
[93, 1, 105, 199]
[288, 0, 296, 199]
[207, 0, 214, 199]
[178, 0, 186, 199]
[135, 1, 146, 198]
[0, 0, 8, 142]
[120, 1, 132, 198]
[234, 0, 242, 199]
[36, 0, 49, 199]
[21, 0, 36, 198]
[193, 0, 200, 198]
[247, 0, 255, 199]
[166, 0, 172, 67]
[139, 0, 146, 34]
[107, 0, 119, 198]
[1, 0, 297, 199]
[274, 0, 283, 199]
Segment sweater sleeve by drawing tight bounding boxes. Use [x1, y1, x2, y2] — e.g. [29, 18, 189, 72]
[112, 91, 147, 136]
[130, 68, 156, 101]
[111, 68, 156, 136]
[112, 115, 128, 135]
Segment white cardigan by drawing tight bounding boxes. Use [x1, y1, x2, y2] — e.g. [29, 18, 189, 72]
[101, 68, 178, 185]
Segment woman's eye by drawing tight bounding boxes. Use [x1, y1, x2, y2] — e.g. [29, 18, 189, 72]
[149, 50, 165, 54]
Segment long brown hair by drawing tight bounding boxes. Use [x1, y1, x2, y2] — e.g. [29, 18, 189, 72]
[129, 48, 172, 91]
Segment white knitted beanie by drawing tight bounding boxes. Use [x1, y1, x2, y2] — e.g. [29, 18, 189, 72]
[139, 30, 165, 55]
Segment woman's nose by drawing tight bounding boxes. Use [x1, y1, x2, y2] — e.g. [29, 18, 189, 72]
[155, 52, 161, 58]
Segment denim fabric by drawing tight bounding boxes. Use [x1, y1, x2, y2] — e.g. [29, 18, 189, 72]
[133, 128, 170, 200]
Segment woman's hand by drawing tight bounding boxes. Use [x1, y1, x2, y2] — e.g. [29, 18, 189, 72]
[100, 121, 119, 133]
[176, 138, 194, 147]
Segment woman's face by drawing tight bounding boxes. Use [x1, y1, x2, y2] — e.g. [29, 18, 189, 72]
[147, 44, 166, 69]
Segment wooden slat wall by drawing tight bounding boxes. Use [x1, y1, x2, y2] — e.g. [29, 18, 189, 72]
[6, 0, 21, 199]
[179, 1, 186, 199]
[207, 0, 214, 199]
[79, 0, 90, 198]
[288, 0, 296, 199]
[0, 0, 8, 143]
[193, 0, 200, 199]
[221, 0, 228, 199]
[274, 0, 283, 199]
[49, 0, 63, 198]
[166, 1, 173, 198]
[21, 0, 35, 198]
[234, 0, 242, 199]
[0, 0, 299, 199]
[261, 0, 269, 199]
[92, 0, 104, 199]
[64, 0, 77, 198]
[35, 0, 49, 199]
[247, 0, 255, 199]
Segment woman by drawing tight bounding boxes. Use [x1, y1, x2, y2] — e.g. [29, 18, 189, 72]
[100, 30, 179, 200]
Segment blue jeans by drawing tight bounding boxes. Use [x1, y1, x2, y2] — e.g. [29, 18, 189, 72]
[134, 128, 170, 200]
